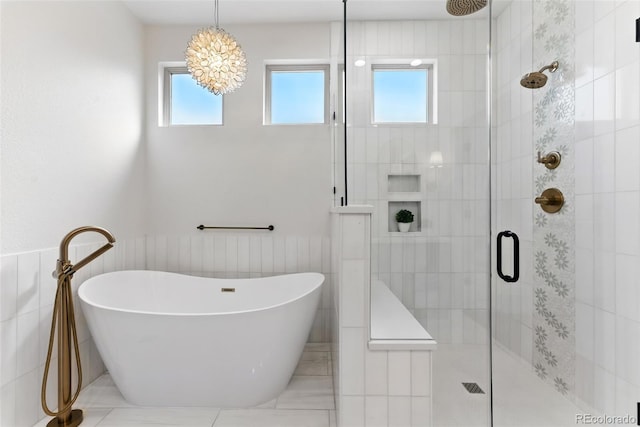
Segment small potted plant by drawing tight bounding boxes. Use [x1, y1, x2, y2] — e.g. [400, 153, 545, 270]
[395, 209, 414, 232]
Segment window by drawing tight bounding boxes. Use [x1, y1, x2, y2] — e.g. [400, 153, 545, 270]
[163, 67, 223, 126]
[265, 65, 329, 125]
[372, 65, 432, 124]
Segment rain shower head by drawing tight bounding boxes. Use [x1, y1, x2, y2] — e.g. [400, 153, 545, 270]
[520, 61, 559, 89]
[446, 0, 487, 16]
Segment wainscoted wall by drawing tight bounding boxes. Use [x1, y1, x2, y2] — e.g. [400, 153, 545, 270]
[0, 238, 145, 427]
[145, 233, 333, 343]
[346, 19, 490, 344]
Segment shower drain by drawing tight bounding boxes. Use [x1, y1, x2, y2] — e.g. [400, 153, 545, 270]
[462, 382, 485, 394]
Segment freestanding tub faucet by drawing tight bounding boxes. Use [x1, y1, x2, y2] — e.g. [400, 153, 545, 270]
[41, 226, 115, 427]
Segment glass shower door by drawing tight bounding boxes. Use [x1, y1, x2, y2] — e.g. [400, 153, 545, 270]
[491, 0, 640, 425]
[343, 2, 492, 425]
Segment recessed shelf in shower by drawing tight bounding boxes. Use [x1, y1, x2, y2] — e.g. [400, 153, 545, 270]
[388, 174, 420, 193]
[388, 201, 421, 233]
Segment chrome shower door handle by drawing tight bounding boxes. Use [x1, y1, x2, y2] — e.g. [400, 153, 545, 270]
[497, 230, 519, 283]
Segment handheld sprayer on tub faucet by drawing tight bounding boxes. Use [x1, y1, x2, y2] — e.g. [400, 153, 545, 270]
[40, 226, 115, 427]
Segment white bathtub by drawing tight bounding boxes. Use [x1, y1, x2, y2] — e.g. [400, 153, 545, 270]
[78, 270, 324, 407]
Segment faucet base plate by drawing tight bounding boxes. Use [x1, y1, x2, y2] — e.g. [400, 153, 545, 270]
[46, 409, 83, 427]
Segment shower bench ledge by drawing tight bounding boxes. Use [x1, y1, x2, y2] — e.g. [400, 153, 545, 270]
[369, 279, 437, 351]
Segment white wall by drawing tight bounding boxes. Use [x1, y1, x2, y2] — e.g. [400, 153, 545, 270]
[144, 23, 333, 238]
[0, 2, 146, 425]
[0, 1, 147, 254]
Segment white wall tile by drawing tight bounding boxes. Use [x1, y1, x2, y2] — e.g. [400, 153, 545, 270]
[16, 252, 40, 316]
[261, 236, 274, 274]
[593, 73, 616, 137]
[389, 396, 411, 427]
[616, 317, 640, 387]
[593, 12, 616, 79]
[340, 396, 365, 427]
[365, 396, 387, 427]
[226, 236, 239, 273]
[410, 352, 431, 397]
[341, 327, 365, 395]
[1, 380, 16, 427]
[614, 0, 640, 69]
[365, 350, 388, 396]
[615, 192, 640, 255]
[615, 65, 640, 130]
[14, 369, 39, 427]
[388, 351, 411, 396]
[1, 256, 18, 322]
[0, 318, 17, 387]
[411, 396, 431, 427]
[188, 236, 203, 274]
[273, 237, 286, 273]
[341, 260, 366, 328]
[16, 311, 39, 378]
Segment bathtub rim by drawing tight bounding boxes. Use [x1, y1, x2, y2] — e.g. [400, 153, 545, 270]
[78, 270, 324, 318]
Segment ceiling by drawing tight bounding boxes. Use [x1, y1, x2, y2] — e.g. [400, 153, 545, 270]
[121, 0, 495, 26]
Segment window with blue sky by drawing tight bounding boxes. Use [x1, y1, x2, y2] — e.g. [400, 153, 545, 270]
[373, 67, 428, 123]
[170, 72, 223, 125]
[266, 65, 329, 125]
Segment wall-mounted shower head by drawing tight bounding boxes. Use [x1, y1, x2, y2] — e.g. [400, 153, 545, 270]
[446, 0, 487, 16]
[520, 61, 559, 89]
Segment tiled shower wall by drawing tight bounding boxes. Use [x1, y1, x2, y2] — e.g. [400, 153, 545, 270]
[0, 238, 146, 427]
[495, 0, 640, 416]
[346, 19, 490, 344]
[573, 0, 640, 415]
[145, 233, 333, 343]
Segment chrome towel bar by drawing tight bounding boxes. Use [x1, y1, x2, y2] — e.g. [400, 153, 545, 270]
[196, 225, 275, 231]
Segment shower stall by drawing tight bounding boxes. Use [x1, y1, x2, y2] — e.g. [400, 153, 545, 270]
[334, 0, 640, 425]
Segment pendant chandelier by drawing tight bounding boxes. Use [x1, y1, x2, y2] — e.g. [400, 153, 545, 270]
[185, 0, 247, 95]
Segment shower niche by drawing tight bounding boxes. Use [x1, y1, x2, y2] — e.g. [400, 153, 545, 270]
[387, 174, 422, 233]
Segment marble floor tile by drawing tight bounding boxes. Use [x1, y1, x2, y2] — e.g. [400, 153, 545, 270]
[304, 343, 332, 353]
[213, 408, 330, 427]
[32, 409, 111, 427]
[96, 407, 220, 427]
[75, 375, 133, 409]
[295, 351, 331, 376]
[276, 375, 335, 410]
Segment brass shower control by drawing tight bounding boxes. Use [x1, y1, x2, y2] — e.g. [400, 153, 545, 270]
[535, 188, 564, 213]
[537, 151, 561, 169]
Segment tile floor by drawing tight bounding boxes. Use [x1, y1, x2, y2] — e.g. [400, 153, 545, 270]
[32, 343, 335, 427]
[433, 343, 588, 427]
[34, 342, 589, 427]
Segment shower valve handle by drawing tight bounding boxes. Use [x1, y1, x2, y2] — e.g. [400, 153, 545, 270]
[537, 151, 561, 169]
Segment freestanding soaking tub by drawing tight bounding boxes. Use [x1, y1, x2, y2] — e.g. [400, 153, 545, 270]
[78, 270, 324, 407]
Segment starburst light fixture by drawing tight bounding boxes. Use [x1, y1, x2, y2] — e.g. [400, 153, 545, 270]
[185, 0, 247, 95]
